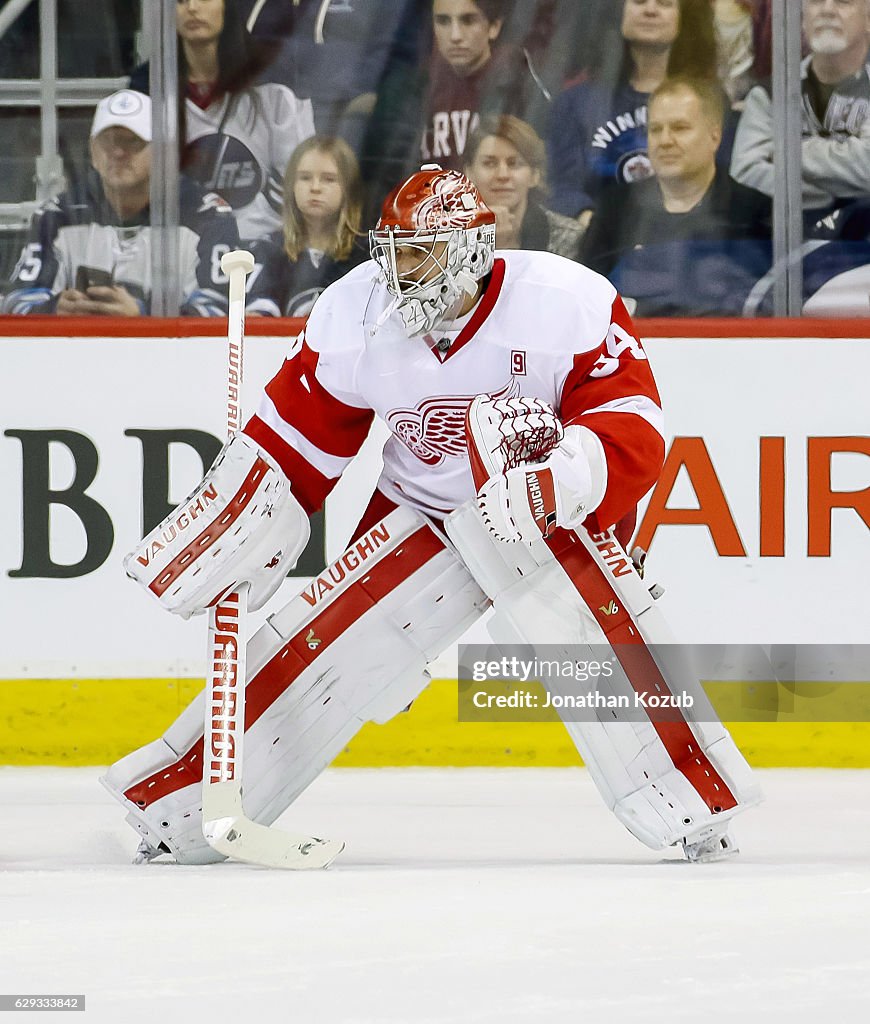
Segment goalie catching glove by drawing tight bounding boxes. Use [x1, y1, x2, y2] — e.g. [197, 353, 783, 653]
[466, 395, 607, 544]
[124, 432, 309, 617]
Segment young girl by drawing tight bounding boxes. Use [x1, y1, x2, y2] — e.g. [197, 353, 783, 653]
[250, 136, 366, 317]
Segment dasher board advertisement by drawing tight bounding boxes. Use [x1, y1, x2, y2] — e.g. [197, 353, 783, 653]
[0, 332, 867, 677]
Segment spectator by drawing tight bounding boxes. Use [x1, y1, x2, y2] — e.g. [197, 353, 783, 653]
[509, 1, 601, 91]
[239, 0, 431, 139]
[421, 0, 552, 169]
[249, 136, 367, 317]
[583, 76, 771, 313]
[746, 199, 870, 315]
[731, 0, 870, 218]
[1, 90, 240, 317]
[359, 0, 551, 226]
[547, 0, 719, 225]
[130, 0, 315, 243]
[750, 0, 773, 81]
[0, 0, 138, 79]
[713, 0, 756, 106]
[465, 114, 584, 258]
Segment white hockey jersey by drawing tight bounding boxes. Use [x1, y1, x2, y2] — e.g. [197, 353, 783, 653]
[245, 250, 665, 532]
[183, 83, 315, 242]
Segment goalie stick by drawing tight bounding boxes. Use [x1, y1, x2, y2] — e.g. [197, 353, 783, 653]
[201, 249, 344, 869]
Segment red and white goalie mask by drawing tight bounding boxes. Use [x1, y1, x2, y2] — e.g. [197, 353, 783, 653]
[370, 165, 497, 338]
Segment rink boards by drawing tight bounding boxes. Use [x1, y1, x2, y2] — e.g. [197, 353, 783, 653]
[1, 319, 868, 766]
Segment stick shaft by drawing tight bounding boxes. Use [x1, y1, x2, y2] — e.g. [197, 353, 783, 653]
[200, 250, 344, 867]
[206, 252, 253, 805]
[222, 250, 254, 437]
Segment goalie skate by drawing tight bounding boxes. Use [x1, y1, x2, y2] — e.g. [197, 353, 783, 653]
[682, 826, 739, 864]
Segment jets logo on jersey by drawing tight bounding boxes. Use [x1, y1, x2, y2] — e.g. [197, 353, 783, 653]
[616, 150, 653, 185]
[387, 379, 519, 466]
[185, 135, 264, 209]
[286, 286, 326, 318]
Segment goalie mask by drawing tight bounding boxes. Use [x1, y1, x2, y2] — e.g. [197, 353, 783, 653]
[370, 165, 496, 338]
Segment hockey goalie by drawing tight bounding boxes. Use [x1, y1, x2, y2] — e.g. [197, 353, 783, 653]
[103, 166, 760, 865]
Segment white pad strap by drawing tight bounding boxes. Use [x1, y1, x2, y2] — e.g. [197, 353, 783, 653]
[102, 504, 489, 863]
[446, 503, 761, 850]
[569, 425, 608, 520]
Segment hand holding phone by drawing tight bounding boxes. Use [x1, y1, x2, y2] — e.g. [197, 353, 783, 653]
[74, 265, 114, 292]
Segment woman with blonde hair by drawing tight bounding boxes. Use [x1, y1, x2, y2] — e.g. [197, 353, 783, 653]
[465, 114, 584, 260]
[249, 136, 367, 317]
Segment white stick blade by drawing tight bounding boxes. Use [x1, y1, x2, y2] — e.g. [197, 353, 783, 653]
[204, 811, 345, 870]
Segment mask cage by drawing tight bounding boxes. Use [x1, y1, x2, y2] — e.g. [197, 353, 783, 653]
[370, 226, 461, 301]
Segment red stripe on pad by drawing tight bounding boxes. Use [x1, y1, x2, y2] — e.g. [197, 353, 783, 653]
[148, 457, 270, 598]
[547, 528, 737, 814]
[124, 523, 445, 810]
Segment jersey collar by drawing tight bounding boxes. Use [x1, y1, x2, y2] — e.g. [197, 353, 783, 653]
[426, 257, 506, 364]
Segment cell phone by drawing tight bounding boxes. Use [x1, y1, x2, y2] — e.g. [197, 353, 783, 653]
[75, 265, 114, 291]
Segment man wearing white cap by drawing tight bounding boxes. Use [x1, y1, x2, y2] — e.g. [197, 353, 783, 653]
[2, 90, 241, 316]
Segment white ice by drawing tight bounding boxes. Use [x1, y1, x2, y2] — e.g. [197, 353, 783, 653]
[2, 768, 869, 1023]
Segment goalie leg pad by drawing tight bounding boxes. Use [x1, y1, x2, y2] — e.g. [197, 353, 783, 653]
[102, 504, 489, 863]
[446, 503, 761, 851]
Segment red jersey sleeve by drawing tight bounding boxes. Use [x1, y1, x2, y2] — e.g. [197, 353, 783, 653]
[244, 339, 374, 514]
[559, 296, 665, 531]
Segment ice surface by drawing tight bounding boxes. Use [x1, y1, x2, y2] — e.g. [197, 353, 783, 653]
[2, 768, 869, 1023]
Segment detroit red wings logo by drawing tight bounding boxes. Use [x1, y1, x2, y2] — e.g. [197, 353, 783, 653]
[413, 174, 486, 231]
[387, 380, 519, 466]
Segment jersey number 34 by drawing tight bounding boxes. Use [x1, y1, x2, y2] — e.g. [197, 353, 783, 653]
[590, 322, 647, 379]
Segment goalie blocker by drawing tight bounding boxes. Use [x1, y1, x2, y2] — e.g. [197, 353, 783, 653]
[124, 432, 310, 618]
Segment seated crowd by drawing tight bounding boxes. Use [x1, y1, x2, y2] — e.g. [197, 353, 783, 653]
[2, 0, 870, 319]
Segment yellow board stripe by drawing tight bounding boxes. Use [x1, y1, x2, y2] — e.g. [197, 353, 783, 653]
[1, 678, 869, 767]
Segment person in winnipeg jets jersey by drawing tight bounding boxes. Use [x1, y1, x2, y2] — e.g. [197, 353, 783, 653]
[103, 165, 760, 867]
[130, 0, 315, 243]
[1, 90, 240, 317]
[547, 0, 719, 224]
